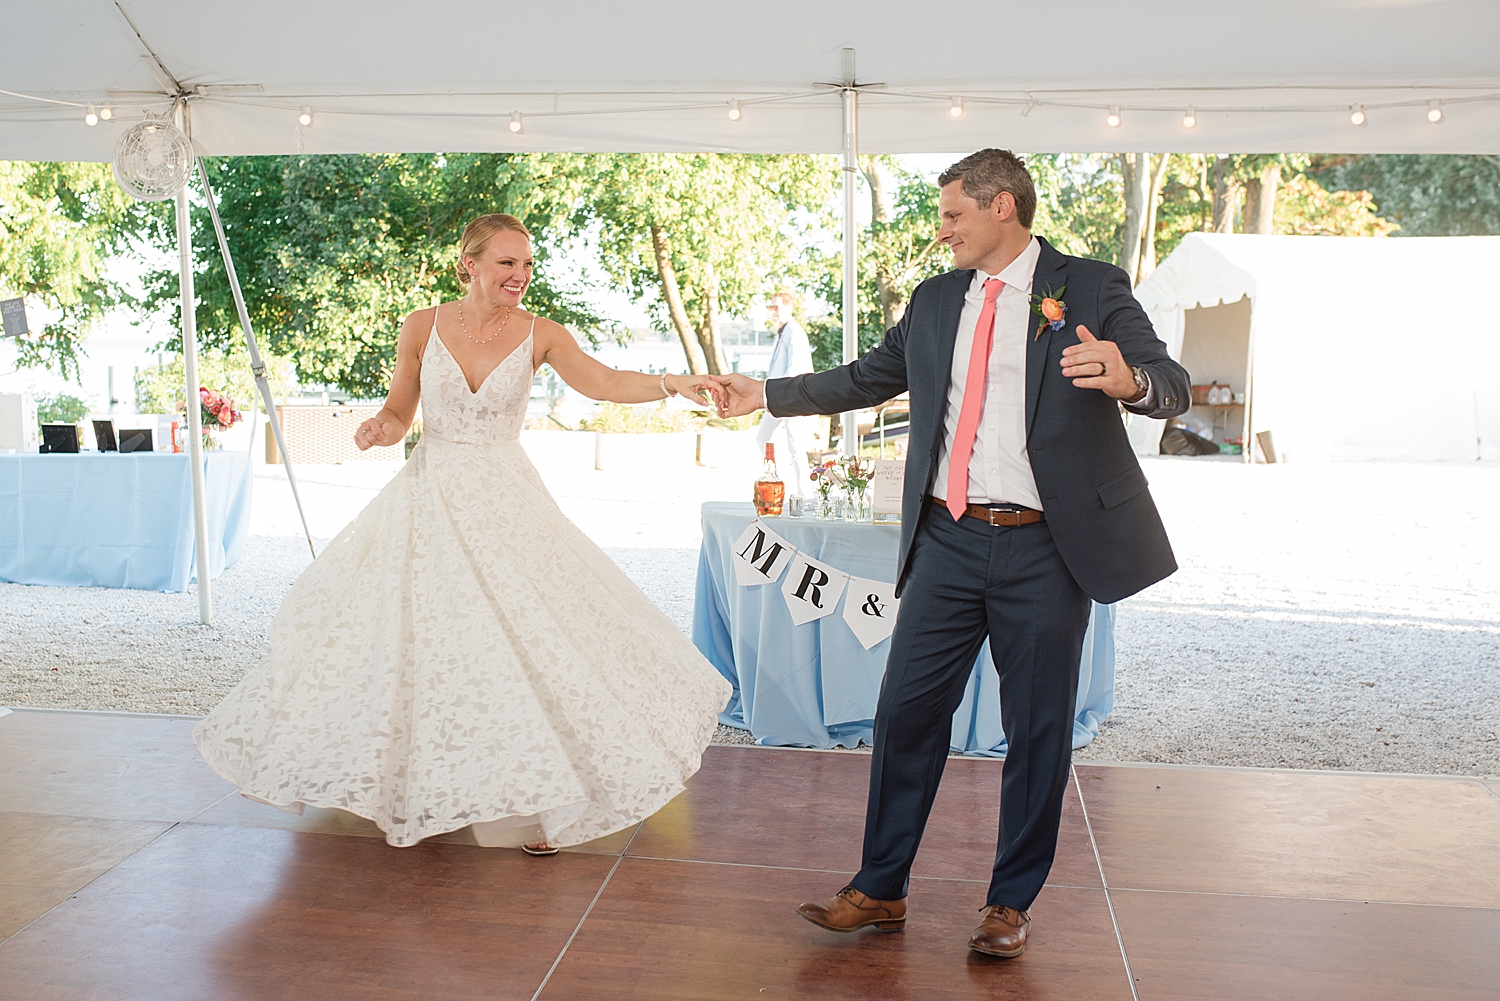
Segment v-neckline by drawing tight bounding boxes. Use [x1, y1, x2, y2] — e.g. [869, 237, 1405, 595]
[433, 320, 532, 396]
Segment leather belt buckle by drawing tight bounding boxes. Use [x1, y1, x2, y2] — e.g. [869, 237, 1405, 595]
[985, 508, 1008, 527]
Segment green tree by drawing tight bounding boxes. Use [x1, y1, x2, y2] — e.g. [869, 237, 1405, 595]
[1311, 154, 1500, 236]
[0, 161, 162, 379]
[576, 153, 838, 375]
[145, 153, 608, 399]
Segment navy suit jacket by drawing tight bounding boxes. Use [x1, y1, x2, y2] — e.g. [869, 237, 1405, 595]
[765, 237, 1191, 604]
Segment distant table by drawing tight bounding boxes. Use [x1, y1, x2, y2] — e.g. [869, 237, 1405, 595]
[692, 502, 1115, 756]
[0, 452, 252, 591]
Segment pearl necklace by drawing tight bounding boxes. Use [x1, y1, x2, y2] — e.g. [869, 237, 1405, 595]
[458, 300, 512, 345]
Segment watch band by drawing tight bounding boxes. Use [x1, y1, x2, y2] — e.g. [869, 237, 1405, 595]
[1126, 365, 1149, 404]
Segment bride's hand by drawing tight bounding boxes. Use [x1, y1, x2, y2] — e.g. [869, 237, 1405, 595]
[355, 417, 395, 450]
[666, 374, 722, 409]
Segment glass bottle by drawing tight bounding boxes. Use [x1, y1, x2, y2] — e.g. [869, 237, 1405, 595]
[753, 443, 785, 516]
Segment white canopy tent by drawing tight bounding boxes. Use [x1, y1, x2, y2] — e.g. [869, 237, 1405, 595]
[4, 1, 1500, 622]
[1134, 233, 1500, 463]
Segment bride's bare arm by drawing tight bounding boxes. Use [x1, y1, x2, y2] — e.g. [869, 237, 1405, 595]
[535, 316, 720, 406]
[355, 310, 428, 450]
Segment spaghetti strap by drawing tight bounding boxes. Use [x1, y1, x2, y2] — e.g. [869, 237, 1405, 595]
[528, 313, 537, 337]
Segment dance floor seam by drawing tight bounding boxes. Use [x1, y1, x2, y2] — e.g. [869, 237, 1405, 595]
[4, 710, 1500, 1000]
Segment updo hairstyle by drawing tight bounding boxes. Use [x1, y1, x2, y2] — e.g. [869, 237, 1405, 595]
[455, 213, 532, 286]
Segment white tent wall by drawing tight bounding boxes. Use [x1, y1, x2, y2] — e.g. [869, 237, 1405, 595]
[1136, 234, 1500, 464]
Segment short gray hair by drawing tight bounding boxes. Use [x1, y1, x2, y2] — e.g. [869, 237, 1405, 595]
[938, 149, 1036, 228]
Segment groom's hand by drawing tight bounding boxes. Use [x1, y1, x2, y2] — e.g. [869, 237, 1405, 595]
[709, 374, 766, 418]
[1061, 325, 1140, 400]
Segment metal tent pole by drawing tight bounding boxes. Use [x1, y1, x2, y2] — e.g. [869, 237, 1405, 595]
[196, 159, 318, 559]
[175, 102, 213, 625]
[840, 47, 860, 457]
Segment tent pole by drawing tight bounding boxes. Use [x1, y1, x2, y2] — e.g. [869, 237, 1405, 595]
[196, 159, 318, 559]
[176, 102, 213, 625]
[839, 48, 859, 457]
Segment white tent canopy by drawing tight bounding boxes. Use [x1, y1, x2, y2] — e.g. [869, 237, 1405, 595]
[1135, 233, 1500, 463]
[5, 0, 1500, 160]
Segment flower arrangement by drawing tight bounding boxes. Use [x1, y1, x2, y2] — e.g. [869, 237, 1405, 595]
[199, 387, 244, 430]
[1030, 284, 1067, 339]
[840, 455, 875, 523]
[810, 459, 844, 518]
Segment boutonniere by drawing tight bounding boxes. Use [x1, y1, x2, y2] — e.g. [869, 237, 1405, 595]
[1029, 285, 1067, 340]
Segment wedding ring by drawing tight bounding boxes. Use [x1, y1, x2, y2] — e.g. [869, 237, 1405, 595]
[1096, 362, 1107, 378]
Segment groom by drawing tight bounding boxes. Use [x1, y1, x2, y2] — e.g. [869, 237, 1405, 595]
[712, 149, 1189, 957]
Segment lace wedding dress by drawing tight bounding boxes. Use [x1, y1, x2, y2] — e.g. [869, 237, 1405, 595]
[194, 315, 732, 848]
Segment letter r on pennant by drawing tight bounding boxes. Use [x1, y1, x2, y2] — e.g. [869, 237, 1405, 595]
[792, 564, 830, 607]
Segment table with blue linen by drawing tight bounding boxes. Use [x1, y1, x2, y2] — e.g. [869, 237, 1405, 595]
[0, 452, 252, 591]
[692, 501, 1114, 756]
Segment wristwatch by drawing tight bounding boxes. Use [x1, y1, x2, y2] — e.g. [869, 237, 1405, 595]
[1125, 365, 1149, 404]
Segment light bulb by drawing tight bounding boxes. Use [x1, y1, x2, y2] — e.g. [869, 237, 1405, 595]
[949, 97, 964, 118]
[298, 107, 313, 127]
[1427, 100, 1444, 124]
[84, 104, 98, 126]
[509, 112, 524, 134]
[1350, 104, 1366, 126]
[728, 99, 742, 122]
[99, 106, 113, 121]
[1106, 105, 1121, 128]
[1182, 107, 1197, 129]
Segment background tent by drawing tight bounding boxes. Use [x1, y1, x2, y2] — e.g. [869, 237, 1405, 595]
[1133, 233, 1500, 463]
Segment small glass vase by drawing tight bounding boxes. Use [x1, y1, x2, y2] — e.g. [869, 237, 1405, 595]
[814, 492, 835, 520]
[200, 429, 222, 452]
[842, 486, 871, 523]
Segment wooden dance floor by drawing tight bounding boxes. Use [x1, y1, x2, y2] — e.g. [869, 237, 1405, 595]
[1, 707, 1498, 1000]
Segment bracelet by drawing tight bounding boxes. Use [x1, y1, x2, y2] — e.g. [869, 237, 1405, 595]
[660, 373, 676, 398]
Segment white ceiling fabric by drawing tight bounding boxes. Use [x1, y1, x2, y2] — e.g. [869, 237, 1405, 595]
[4, 0, 1500, 161]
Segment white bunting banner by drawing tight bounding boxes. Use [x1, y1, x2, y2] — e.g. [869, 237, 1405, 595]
[731, 521, 796, 587]
[842, 576, 901, 649]
[780, 553, 849, 627]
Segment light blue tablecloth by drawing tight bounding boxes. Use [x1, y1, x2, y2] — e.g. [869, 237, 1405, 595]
[0, 452, 252, 591]
[692, 502, 1115, 756]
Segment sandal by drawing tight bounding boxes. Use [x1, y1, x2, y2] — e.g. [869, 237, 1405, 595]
[521, 843, 560, 856]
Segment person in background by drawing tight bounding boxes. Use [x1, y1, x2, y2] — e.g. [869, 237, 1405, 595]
[755, 291, 817, 494]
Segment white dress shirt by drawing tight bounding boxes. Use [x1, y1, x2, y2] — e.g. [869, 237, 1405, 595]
[932, 237, 1046, 510]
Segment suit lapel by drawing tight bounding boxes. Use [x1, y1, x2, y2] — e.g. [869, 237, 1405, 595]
[931, 269, 970, 434]
[1025, 238, 1068, 437]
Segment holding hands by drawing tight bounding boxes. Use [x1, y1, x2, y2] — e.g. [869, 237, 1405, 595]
[1060, 325, 1143, 401]
[665, 374, 726, 409]
[708, 374, 766, 418]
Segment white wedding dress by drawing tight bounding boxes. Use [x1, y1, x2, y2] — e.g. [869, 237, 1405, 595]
[194, 315, 732, 848]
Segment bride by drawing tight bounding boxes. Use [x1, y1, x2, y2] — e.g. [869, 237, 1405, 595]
[194, 213, 733, 854]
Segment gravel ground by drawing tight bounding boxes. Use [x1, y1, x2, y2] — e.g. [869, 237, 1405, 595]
[2, 450, 1496, 776]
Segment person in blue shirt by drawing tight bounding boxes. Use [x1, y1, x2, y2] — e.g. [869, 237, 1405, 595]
[755, 292, 817, 494]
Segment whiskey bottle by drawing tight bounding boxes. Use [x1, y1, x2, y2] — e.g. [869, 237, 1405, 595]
[753, 443, 785, 516]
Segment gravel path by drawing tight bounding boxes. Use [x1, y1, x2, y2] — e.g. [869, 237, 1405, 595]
[1, 452, 1495, 775]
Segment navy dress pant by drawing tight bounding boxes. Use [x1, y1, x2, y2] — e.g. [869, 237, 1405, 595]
[850, 504, 1091, 909]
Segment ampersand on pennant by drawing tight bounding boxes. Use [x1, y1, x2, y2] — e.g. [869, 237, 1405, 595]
[861, 594, 884, 617]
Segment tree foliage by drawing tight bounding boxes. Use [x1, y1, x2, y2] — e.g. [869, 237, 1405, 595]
[574, 153, 837, 374]
[144, 153, 606, 399]
[1311, 154, 1500, 236]
[0, 161, 162, 378]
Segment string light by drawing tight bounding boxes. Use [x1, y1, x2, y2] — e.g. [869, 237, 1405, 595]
[1182, 107, 1197, 128]
[1349, 104, 1366, 126]
[728, 99, 742, 121]
[84, 104, 98, 126]
[949, 96, 964, 118]
[509, 111, 524, 134]
[99, 105, 113, 121]
[298, 106, 313, 127]
[1106, 105, 1121, 128]
[1427, 100, 1444, 123]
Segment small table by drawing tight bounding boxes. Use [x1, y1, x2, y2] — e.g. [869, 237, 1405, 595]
[692, 502, 1115, 755]
[0, 452, 252, 591]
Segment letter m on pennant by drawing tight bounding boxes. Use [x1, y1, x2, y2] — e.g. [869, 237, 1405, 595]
[731, 522, 795, 587]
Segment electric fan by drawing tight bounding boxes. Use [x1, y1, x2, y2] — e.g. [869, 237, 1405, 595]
[112, 116, 195, 201]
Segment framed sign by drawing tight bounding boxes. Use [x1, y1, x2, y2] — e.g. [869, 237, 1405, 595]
[0, 297, 28, 339]
[872, 459, 904, 523]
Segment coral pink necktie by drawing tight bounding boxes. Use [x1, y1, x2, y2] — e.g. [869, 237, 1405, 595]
[946, 278, 1004, 520]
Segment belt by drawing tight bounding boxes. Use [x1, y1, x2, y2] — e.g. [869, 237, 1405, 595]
[929, 497, 1045, 527]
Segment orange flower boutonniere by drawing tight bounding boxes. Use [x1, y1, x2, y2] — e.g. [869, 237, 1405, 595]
[1029, 285, 1067, 340]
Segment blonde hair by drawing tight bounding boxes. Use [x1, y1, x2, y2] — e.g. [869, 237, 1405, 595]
[455, 213, 531, 286]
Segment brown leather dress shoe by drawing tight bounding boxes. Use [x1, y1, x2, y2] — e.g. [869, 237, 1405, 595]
[797, 885, 906, 933]
[969, 905, 1031, 957]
